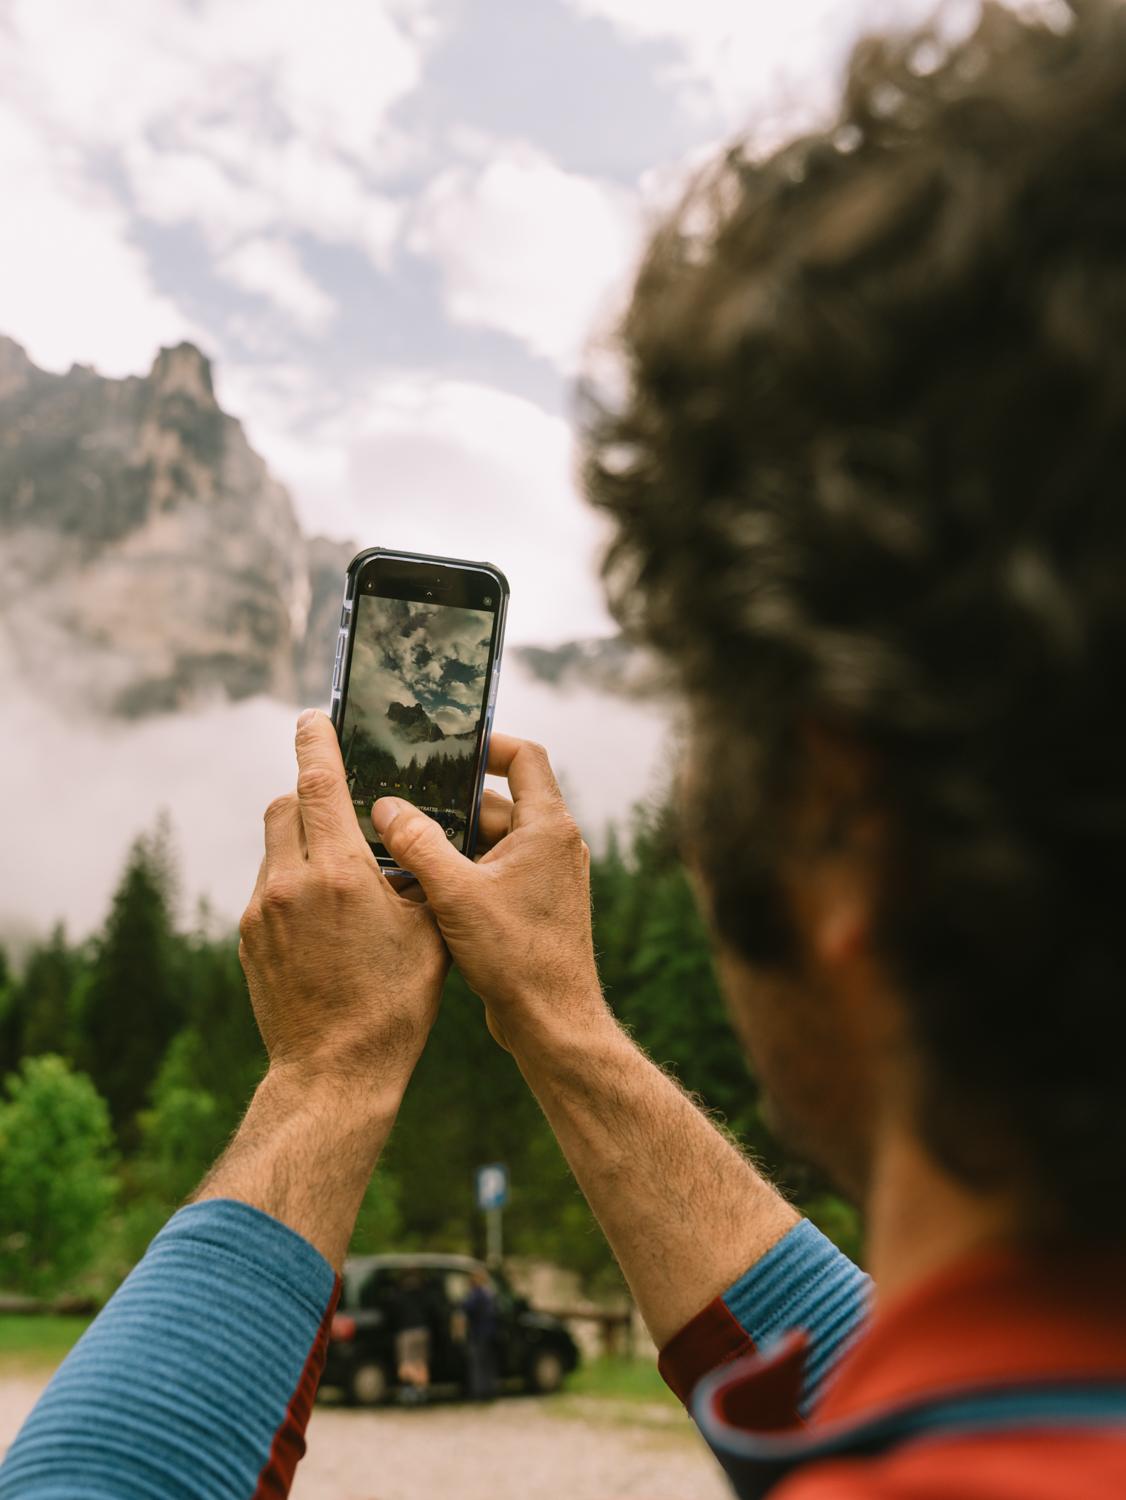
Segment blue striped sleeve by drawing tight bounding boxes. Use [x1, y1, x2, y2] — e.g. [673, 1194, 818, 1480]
[723, 1218, 871, 1413]
[0, 1198, 338, 1500]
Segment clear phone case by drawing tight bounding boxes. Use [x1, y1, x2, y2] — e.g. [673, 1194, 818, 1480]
[331, 547, 510, 874]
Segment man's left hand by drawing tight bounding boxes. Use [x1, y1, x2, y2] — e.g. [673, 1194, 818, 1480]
[238, 709, 449, 1096]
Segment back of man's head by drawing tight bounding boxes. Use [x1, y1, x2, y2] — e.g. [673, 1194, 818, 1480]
[584, 0, 1126, 1236]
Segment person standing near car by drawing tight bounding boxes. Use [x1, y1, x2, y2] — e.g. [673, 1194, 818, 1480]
[391, 1269, 432, 1406]
[462, 1268, 498, 1402]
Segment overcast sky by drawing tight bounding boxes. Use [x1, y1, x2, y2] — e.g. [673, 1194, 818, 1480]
[0, 0, 967, 644]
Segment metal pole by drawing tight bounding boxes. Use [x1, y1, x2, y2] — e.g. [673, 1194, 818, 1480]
[486, 1205, 503, 1267]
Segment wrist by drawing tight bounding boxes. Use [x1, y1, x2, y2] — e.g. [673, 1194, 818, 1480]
[193, 1064, 406, 1269]
[502, 985, 625, 1076]
[259, 1061, 407, 1133]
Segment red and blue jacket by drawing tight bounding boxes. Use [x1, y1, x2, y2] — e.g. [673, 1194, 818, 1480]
[1, 1200, 1124, 1497]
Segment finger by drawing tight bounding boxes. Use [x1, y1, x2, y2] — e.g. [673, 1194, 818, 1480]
[371, 798, 471, 907]
[248, 853, 267, 908]
[475, 788, 514, 852]
[263, 792, 306, 868]
[294, 709, 366, 858]
[486, 734, 565, 819]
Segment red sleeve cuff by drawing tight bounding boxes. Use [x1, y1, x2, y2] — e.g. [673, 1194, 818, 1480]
[658, 1294, 756, 1405]
[253, 1273, 342, 1497]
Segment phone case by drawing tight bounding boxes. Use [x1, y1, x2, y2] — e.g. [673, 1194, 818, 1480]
[330, 546, 510, 876]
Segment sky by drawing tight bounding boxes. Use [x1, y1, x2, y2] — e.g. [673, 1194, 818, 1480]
[0, 0, 974, 647]
[2, 0, 1061, 937]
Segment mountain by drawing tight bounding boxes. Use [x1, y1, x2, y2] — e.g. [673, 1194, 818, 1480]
[0, 335, 351, 717]
[387, 700, 447, 743]
[513, 636, 662, 699]
[295, 533, 356, 703]
[0, 333, 653, 720]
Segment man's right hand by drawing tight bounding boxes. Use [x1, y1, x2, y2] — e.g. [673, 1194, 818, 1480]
[370, 733, 606, 1051]
[374, 731, 799, 1350]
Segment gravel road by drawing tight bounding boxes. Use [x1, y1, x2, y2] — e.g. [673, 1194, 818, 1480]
[1, 1375, 732, 1500]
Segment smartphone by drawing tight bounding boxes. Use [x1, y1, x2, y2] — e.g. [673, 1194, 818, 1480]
[330, 548, 509, 874]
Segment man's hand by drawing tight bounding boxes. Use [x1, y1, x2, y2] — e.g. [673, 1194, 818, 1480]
[239, 708, 448, 1090]
[373, 731, 797, 1346]
[195, 709, 449, 1268]
[370, 733, 605, 1052]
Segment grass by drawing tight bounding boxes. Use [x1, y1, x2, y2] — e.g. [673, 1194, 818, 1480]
[554, 1358, 695, 1440]
[0, 1314, 92, 1370]
[567, 1355, 678, 1405]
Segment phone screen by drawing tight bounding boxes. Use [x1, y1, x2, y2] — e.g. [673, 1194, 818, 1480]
[340, 592, 498, 855]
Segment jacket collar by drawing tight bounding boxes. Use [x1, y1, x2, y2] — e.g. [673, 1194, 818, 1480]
[815, 1243, 1126, 1423]
[693, 1245, 1126, 1499]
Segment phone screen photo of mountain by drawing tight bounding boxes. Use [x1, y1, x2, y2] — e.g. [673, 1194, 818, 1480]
[340, 595, 494, 851]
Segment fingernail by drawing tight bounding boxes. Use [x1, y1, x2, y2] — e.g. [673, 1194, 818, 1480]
[371, 797, 403, 834]
[297, 708, 319, 727]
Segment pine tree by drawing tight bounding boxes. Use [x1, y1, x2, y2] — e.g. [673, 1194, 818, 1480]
[1, 925, 82, 1072]
[81, 819, 183, 1141]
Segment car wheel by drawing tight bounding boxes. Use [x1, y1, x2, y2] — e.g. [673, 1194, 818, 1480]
[527, 1348, 566, 1394]
[350, 1360, 391, 1406]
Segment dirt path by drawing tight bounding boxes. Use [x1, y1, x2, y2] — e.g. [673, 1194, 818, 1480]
[1, 1375, 732, 1499]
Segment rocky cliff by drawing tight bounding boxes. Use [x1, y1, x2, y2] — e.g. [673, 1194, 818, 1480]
[0, 336, 353, 716]
[0, 334, 652, 718]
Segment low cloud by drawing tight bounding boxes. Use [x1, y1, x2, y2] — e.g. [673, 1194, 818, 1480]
[0, 662, 671, 942]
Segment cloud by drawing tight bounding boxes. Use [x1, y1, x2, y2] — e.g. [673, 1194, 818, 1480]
[0, 0, 430, 376]
[218, 238, 339, 336]
[322, 375, 614, 646]
[567, 0, 951, 135]
[409, 145, 642, 369]
[212, 365, 617, 645]
[4, 0, 431, 160]
[0, 662, 672, 939]
[349, 597, 491, 730]
[0, 102, 191, 376]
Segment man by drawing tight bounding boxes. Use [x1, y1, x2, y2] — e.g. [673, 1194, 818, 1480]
[2, 2, 1125, 1496]
[462, 1267, 499, 1402]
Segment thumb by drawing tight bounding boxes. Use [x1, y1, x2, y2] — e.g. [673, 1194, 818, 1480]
[372, 798, 469, 900]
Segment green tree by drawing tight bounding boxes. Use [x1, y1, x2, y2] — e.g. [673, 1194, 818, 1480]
[0, 1055, 117, 1295]
[82, 819, 183, 1139]
[134, 1033, 229, 1208]
[351, 1169, 403, 1252]
[0, 926, 84, 1073]
[173, 917, 263, 1120]
[0, 944, 17, 1075]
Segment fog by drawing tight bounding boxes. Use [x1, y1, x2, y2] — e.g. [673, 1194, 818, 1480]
[0, 661, 672, 943]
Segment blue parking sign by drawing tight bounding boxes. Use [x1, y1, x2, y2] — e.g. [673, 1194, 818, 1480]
[476, 1163, 508, 1211]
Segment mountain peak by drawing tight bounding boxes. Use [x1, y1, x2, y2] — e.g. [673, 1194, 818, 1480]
[0, 336, 35, 399]
[387, 700, 446, 743]
[148, 342, 215, 406]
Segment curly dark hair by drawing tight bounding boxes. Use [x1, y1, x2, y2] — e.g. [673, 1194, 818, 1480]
[582, 0, 1126, 1233]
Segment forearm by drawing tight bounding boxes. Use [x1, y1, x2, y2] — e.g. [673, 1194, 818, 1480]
[508, 996, 800, 1347]
[194, 1064, 403, 1269]
[1, 1070, 406, 1497]
[0, 1200, 338, 1499]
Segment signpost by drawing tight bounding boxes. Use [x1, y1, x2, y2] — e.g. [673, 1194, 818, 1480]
[475, 1163, 508, 1266]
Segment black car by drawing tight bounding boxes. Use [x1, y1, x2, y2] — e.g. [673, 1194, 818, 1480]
[321, 1253, 580, 1406]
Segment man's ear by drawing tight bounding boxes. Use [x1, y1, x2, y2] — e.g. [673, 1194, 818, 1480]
[785, 719, 885, 975]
